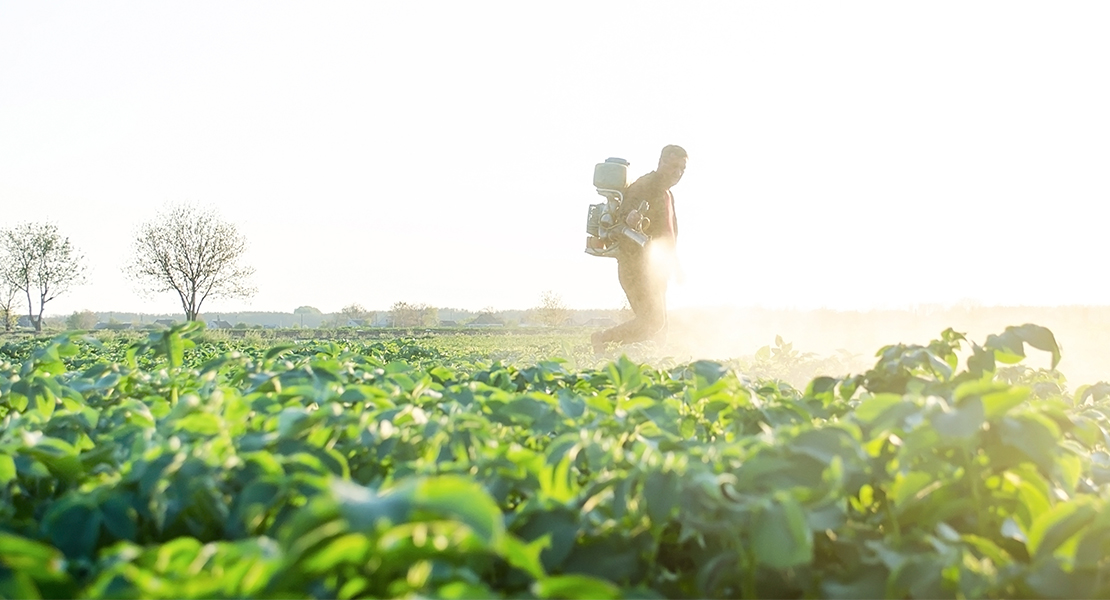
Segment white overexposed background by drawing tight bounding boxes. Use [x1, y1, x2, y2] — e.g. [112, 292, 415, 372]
[2, 1, 1107, 315]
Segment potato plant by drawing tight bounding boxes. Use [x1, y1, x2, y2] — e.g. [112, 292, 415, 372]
[1, 322, 1108, 598]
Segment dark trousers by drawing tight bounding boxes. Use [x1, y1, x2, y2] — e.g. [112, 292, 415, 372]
[599, 254, 668, 345]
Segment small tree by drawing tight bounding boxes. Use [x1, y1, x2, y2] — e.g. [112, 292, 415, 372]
[293, 305, 322, 328]
[0, 222, 87, 332]
[420, 305, 439, 327]
[340, 303, 369, 326]
[391, 301, 433, 328]
[66, 310, 99, 330]
[0, 284, 17, 331]
[390, 301, 415, 327]
[536, 290, 569, 327]
[127, 203, 256, 321]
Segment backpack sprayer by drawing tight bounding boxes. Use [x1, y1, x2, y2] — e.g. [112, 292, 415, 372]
[585, 157, 650, 258]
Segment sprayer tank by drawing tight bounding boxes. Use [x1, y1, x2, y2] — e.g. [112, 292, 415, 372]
[593, 157, 629, 191]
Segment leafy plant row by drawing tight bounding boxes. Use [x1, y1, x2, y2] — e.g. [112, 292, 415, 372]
[1, 323, 1109, 598]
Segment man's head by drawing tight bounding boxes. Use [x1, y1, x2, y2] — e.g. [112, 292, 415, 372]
[657, 144, 687, 188]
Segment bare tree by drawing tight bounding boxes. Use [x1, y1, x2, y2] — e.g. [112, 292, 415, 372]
[0, 222, 87, 332]
[390, 301, 420, 327]
[390, 301, 437, 327]
[128, 204, 256, 321]
[340, 303, 369, 326]
[420, 305, 439, 326]
[535, 290, 569, 327]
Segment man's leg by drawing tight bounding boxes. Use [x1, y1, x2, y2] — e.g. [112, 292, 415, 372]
[639, 269, 668, 344]
[593, 259, 642, 351]
[593, 259, 664, 351]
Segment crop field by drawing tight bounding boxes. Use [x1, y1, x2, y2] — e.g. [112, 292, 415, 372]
[2, 322, 1110, 598]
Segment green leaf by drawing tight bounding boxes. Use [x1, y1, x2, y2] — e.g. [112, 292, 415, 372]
[504, 396, 552, 425]
[500, 534, 550, 580]
[286, 447, 349, 478]
[412, 476, 505, 546]
[4, 383, 29, 412]
[690, 360, 728, 385]
[1027, 498, 1097, 559]
[752, 493, 813, 569]
[42, 498, 102, 559]
[931, 397, 984, 439]
[277, 407, 312, 439]
[544, 434, 579, 468]
[981, 385, 1031, 420]
[1078, 382, 1110, 405]
[821, 570, 887, 600]
[584, 393, 615, 415]
[264, 344, 296, 360]
[434, 581, 499, 600]
[998, 415, 1061, 475]
[987, 329, 1027, 364]
[805, 376, 837, 401]
[15, 455, 52, 479]
[167, 328, 187, 368]
[789, 427, 864, 467]
[1024, 558, 1099, 599]
[301, 533, 370, 574]
[557, 390, 586, 418]
[961, 533, 1014, 568]
[30, 379, 56, 419]
[0, 572, 44, 600]
[18, 433, 83, 483]
[806, 499, 848, 531]
[175, 412, 223, 436]
[643, 469, 680, 524]
[1012, 324, 1062, 369]
[118, 399, 156, 429]
[0, 454, 15, 485]
[512, 508, 576, 573]
[338, 385, 393, 406]
[533, 574, 621, 600]
[618, 395, 656, 413]
[1074, 521, 1110, 569]
[99, 495, 137, 542]
[1055, 453, 1083, 494]
[889, 554, 948, 599]
[890, 471, 937, 513]
[1008, 470, 1052, 531]
[539, 455, 576, 503]
[985, 325, 1062, 370]
[560, 535, 641, 582]
[0, 532, 68, 575]
[153, 537, 204, 573]
[853, 394, 904, 425]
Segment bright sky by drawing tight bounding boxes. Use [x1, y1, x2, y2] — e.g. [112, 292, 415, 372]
[2, 2, 1108, 316]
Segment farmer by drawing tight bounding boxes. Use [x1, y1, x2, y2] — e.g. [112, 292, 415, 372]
[592, 144, 687, 353]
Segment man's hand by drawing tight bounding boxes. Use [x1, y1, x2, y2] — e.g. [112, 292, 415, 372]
[625, 210, 642, 227]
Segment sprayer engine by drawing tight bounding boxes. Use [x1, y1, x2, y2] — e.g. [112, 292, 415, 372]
[585, 157, 649, 258]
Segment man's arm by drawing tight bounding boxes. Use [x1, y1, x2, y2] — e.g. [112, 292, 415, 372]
[619, 174, 653, 227]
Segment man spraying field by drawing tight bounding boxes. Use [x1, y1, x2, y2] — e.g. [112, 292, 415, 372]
[591, 144, 687, 353]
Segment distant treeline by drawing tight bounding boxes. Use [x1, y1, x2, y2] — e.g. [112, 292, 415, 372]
[43, 307, 630, 330]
